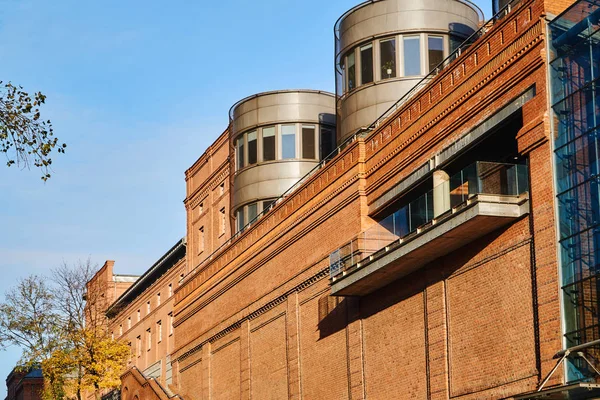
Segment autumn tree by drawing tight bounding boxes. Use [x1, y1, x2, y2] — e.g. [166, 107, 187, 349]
[0, 82, 66, 180]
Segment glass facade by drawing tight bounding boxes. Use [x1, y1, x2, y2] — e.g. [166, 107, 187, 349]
[549, 0, 600, 382]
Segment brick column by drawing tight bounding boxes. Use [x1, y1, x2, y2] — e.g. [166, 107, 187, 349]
[240, 320, 251, 400]
[287, 292, 302, 399]
[346, 297, 365, 400]
[425, 281, 450, 400]
[202, 344, 211, 400]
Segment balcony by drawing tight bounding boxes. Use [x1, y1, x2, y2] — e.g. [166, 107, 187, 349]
[330, 162, 530, 296]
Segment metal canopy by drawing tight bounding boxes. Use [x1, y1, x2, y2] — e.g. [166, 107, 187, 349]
[513, 383, 600, 400]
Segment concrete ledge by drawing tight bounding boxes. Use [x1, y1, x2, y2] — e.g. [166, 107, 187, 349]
[331, 193, 529, 296]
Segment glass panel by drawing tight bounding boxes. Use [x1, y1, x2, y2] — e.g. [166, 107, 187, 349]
[281, 125, 296, 159]
[248, 203, 258, 224]
[380, 38, 397, 79]
[404, 36, 421, 76]
[302, 125, 316, 159]
[236, 209, 244, 233]
[428, 36, 444, 72]
[262, 199, 275, 213]
[247, 130, 257, 165]
[320, 125, 336, 159]
[262, 126, 276, 161]
[347, 52, 356, 91]
[236, 136, 244, 170]
[450, 35, 463, 54]
[360, 43, 373, 84]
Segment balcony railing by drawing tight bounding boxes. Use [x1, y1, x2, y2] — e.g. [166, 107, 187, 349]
[329, 162, 529, 279]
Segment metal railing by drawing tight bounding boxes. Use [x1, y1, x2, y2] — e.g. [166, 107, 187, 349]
[329, 162, 529, 279]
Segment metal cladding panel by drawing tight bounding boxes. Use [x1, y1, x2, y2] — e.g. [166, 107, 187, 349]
[233, 161, 318, 210]
[339, 0, 480, 52]
[231, 90, 336, 138]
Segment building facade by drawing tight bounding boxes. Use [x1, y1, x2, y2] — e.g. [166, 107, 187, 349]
[85, 0, 600, 399]
[5, 368, 43, 400]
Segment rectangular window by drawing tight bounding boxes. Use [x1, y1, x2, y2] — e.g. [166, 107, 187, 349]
[302, 125, 316, 159]
[360, 43, 374, 84]
[119, 324, 123, 336]
[199, 202, 203, 214]
[128, 317, 131, 329]
[137, 310, 141, 322]
[404, 36, 421, 76]
[220, 208, 226, 235]
[236, 208, 244, 232]
[168, 284, 172, 297]
[147, 328, 151, 351]
[262, 199, 275, 213]
[380, 38, 397, 79]
[428, 36, 444, 72]
[147, 301, 150, 314]
[199, 226, 204, 253]
[136, 336, 141, 357]
[347, 52, 356, 91]
[169, 312, 174, 336]
[157, 321, 162, 343]
[281, 125, 296, 159]
[247, 130, 257, 165]
[262, 126, 276, 161]
[236, 137, 245, 170]
[248, 203, 258, 225]
[320, 126, 336, 159]
[157, 292, 161, 307]
[219, 182, 225, 196]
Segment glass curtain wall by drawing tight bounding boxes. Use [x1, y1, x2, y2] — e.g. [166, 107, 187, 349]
[549, 0, 600, 382]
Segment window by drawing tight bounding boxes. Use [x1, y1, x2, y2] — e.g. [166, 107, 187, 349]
[262, 126, 276, 161]
[320, 126, 336, 159]
[380, 38, 397, 79]
[119, 324, 123, 336]
[428, 36, 444, 72]
[157, 321, 162, 343]
[347, 51, 356, 91]
[169, 312, 174, 336]
[147, 301, 150, 315]
[157, 292, 161, 307]
[236, 136, 244, 170]
[136, 336, 141, 357]
[360, 44, 374, 84]
[302, 125, 316, 159]
[199, 226, 205, 253]
[236, 208, 244, 232]
[137, 310, 141, 322]
[247, 130, 257, 165]
[128, 317, 131, 330]
[219, 182, 225, 196]
[281, 125, 296, 159]
[168, 284, 172, 297]
[262, 199, 275, 213]
[248, 203, 258, 225]
[111, 331, 114, 340]
[404, 36, 421, 76]
[199, 202, 203, 215]
[220, 208, 226, 235]
[146, 328, 151, 351]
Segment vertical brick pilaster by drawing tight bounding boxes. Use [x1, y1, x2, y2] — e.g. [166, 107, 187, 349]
[425, 281, 450, 400]
[287, 292, 302, 400]
[240, 320, 251, 400]
[202, 344, 211, 400]
[346, 297, 365, 400]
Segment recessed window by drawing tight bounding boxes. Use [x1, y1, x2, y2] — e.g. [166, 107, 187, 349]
[247, 130, 257, 165]
[128, 317, 131, 329]
[147, 301, 151, 314]
[146, 328, 152, 351]
[236, 208, 244, 233]
[168, 284, 172, 298]
[248, 203, 258, 225]
[219, 182, 225, 196]
[404, 36, 421, 76]
[199, 202, 203, 215]
[302, 125, 316, 159]
[428, 36, 444, 72]
[320, 126, 336, 159]
[262, 126, 276, 161]
[262, 199, 276, 213]
[169, 312, 174, 336]
[157, 292, 161, 307]
[347, 51, 356, 91]
[157, 321, 162, 343]
[281, 125, 296, 159]
[136, 336, 141, 357]
[119, 324, 123, 336]
[137, 309, 141, 322]
[236, 137, 245, 170]
[220, 208, 226, 235]
[380, 38, 397, 79]
[198, 226, 205, 254]
[360, 44, 373, 84]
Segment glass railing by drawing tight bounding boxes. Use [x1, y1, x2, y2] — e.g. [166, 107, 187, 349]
[329, 162, 529, 279]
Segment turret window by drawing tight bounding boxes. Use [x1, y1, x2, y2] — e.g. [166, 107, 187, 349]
[380, 38, 397, 79]
[360, 44, 374, 84]
[403, 36, 421, 76]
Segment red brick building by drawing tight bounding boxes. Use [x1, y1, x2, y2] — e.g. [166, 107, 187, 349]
[5, 367, 43, 400]
[93, 0, 600, 399]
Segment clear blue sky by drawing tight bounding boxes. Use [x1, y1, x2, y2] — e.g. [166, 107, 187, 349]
[0, 0, 492, 394]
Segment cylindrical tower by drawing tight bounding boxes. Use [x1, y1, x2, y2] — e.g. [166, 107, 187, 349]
[229, 90, 336, 233]
[335, 0, 483, 142]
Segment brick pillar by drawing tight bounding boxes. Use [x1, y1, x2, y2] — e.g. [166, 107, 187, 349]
[425, 281, 450, 400]
[346, 297, 365, 400]
[240, 320, 251, 400]
[287, 292, 302, 399]
[202, 344, 211, 400]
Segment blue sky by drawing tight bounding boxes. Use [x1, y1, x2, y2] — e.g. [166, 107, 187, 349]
[0, 0, 492, 394]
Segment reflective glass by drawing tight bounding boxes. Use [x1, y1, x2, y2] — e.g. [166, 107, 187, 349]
[236, 136, 244, 170]
[320, 126, 336, 159]
[302, 125, 316, 159]
[281, 125, 296, 159]
[347, 52, 356, 91]
[262, 126, 276, 161]
[428, 36, 444, 72]
[404, 36, 421, 76]
[247, 130, 257, 165]
[236, 209, 244, 232]
[380, 38, 397, 79]
[360, 44, 373, 84]
[248, 203, 258, 224]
